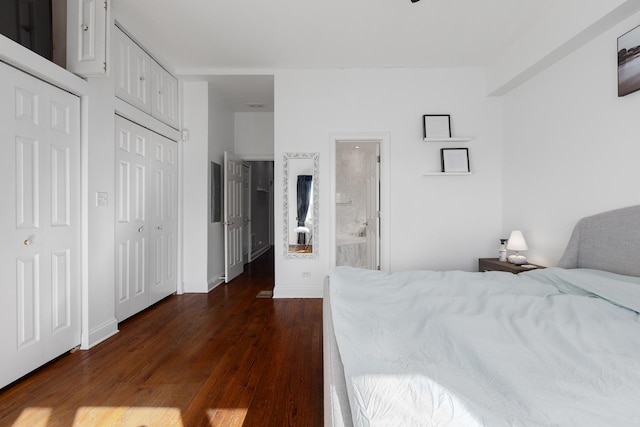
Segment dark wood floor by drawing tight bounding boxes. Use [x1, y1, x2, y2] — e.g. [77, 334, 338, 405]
[0, 248, 324, 426]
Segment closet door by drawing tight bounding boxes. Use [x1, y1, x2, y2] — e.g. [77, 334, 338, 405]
[0, 62, 81, 389]
[115, 116, 177, 321]
[115, 116, 150, 321]
[149, 132, 177, 304]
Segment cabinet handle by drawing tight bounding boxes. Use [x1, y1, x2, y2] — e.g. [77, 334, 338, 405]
[138, 226, 144, 233]
[157, 225, 163, 231]
[140, 76, 145, 81]
[81, 24, 89, 31]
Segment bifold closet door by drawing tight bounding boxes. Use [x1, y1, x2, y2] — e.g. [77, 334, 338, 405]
[149, 132, 177, 305]
[115, 116, 150, 321]
[0, 62, 81, 388]
[115, 116, 177, 322]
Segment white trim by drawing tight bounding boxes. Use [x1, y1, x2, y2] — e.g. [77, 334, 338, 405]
[114, 98, 181, 141]
[329, 132, 391, 271]
[241, 154, 275, 161]
[183, 281, 212, 293]
[80, 95, 91, 349]
[273, 286, 323, 298]
[84, 319, 119, 349]
[251, 244, 271, 261]
[208, 276, 225, 292]
[0, 35, 88, 95]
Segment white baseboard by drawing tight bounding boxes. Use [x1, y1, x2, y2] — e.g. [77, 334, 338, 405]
[183, 281, 210, 293]
[82, 318, 119, 350]
[251, 245, 271, 260]
[208, 275, 225, 292]
[273, 285, 323, 298]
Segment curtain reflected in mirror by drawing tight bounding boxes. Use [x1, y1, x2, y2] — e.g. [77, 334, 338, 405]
[296, 175, 312, 245]
[283, 153, 319, 259]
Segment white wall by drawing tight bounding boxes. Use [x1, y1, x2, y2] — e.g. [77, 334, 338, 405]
[235, 112, 274, 160]
[181, 81, 210, 292]
[207, 85, 235, 287]
[502, 11, 640, 267]
[274, 68, 503, 297]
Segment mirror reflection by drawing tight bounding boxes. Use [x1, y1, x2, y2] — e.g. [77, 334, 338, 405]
[284, 153, 319, 259]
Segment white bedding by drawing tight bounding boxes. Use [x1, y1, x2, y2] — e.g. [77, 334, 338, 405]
[329, 266, 640, 427]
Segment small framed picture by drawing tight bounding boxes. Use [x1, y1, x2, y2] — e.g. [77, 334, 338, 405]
[423, 114, 451, 138]
[441, 148, 470, 173]
[618, 24, 640, 97]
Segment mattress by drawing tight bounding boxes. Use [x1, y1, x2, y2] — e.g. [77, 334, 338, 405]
[329, 266, 640, 426]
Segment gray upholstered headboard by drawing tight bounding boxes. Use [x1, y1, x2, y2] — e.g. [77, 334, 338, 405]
[558, 205, 640, 277]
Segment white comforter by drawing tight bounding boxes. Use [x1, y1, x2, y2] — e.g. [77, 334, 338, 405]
[329, 267, 640, 427]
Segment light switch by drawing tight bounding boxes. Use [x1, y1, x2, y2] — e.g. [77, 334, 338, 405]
[96, 192, 109, 206]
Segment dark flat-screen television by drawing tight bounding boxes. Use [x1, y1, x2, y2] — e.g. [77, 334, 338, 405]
[0, 0, 53, 60]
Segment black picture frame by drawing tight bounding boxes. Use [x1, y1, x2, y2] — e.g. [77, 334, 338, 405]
[441, 148, 470, 173]
[618, 24, 640, 97]
[423, 114, 451, 138]
[210, 161, 222, 223]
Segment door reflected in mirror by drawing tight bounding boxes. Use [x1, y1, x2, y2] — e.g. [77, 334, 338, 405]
[283, 153, 319, 259]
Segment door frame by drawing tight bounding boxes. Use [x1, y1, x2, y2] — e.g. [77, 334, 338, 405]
[242, 162, 252, 264]
[329, 132, 390, 271]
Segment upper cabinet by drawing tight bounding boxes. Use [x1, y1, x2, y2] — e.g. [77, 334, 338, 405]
[151, 61, 179, 128]
[114, 27, 152, 113]
[67, 0, 109, 76]
[114, 26, 179, 129]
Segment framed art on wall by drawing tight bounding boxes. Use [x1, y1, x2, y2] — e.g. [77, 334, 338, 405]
[441, 148, 470, 173]
[618, 24, 640, 97]
[423, 114, 451, 138]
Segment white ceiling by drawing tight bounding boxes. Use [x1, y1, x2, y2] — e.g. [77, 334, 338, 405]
[112, 0, 576, 111]
[115, 0, 561, 70]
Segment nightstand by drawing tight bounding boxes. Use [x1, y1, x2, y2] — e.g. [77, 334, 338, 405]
[478, 258, 544, 274]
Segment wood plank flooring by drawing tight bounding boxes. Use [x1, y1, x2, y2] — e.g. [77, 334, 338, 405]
[0, 248, 324, 426]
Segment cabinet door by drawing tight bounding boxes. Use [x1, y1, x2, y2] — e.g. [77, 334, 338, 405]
[0, 62, 81, 388]
[66, 0, 108, 76]
[151, 62, 179, 129]
[114, 27, 152, 114]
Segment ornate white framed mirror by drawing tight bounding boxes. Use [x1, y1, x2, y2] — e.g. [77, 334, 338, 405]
[283, 152, 319, 259]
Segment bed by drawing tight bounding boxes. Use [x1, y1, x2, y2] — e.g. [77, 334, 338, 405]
[323, 205, 640, 426]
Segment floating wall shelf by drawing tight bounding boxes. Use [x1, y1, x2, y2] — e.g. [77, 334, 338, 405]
[423, 137, 472, 142]
[423, 172, 472, 176]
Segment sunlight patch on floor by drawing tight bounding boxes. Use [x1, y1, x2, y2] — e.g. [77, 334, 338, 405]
[73, 407, 183, 426]
[206, 408, 248, 426]
[13, 407, 51, 426]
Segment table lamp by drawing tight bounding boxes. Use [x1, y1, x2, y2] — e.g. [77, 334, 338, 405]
[507, 230, 528, 265]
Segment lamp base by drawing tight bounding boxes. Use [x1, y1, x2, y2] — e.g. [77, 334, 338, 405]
[508, 254, 528, 265]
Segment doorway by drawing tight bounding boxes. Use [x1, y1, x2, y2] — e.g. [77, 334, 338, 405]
[334, 140, 380, 269]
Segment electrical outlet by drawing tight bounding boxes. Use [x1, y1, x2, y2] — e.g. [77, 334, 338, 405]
[96, 192, 108, 206]
[301, 272, 311, 277]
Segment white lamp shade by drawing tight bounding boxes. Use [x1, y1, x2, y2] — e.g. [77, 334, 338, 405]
[506, 230, 528, 251]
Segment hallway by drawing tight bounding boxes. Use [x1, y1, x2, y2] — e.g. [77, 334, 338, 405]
[0, 248, 323, 426]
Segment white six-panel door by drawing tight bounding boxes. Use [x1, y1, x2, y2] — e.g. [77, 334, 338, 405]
[0, 62, 81, 389]
[115, 116, 177, 321]
[149, 132, 177, 305]
[224, 152, 244, 283]
[115, 116, 150, 321]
